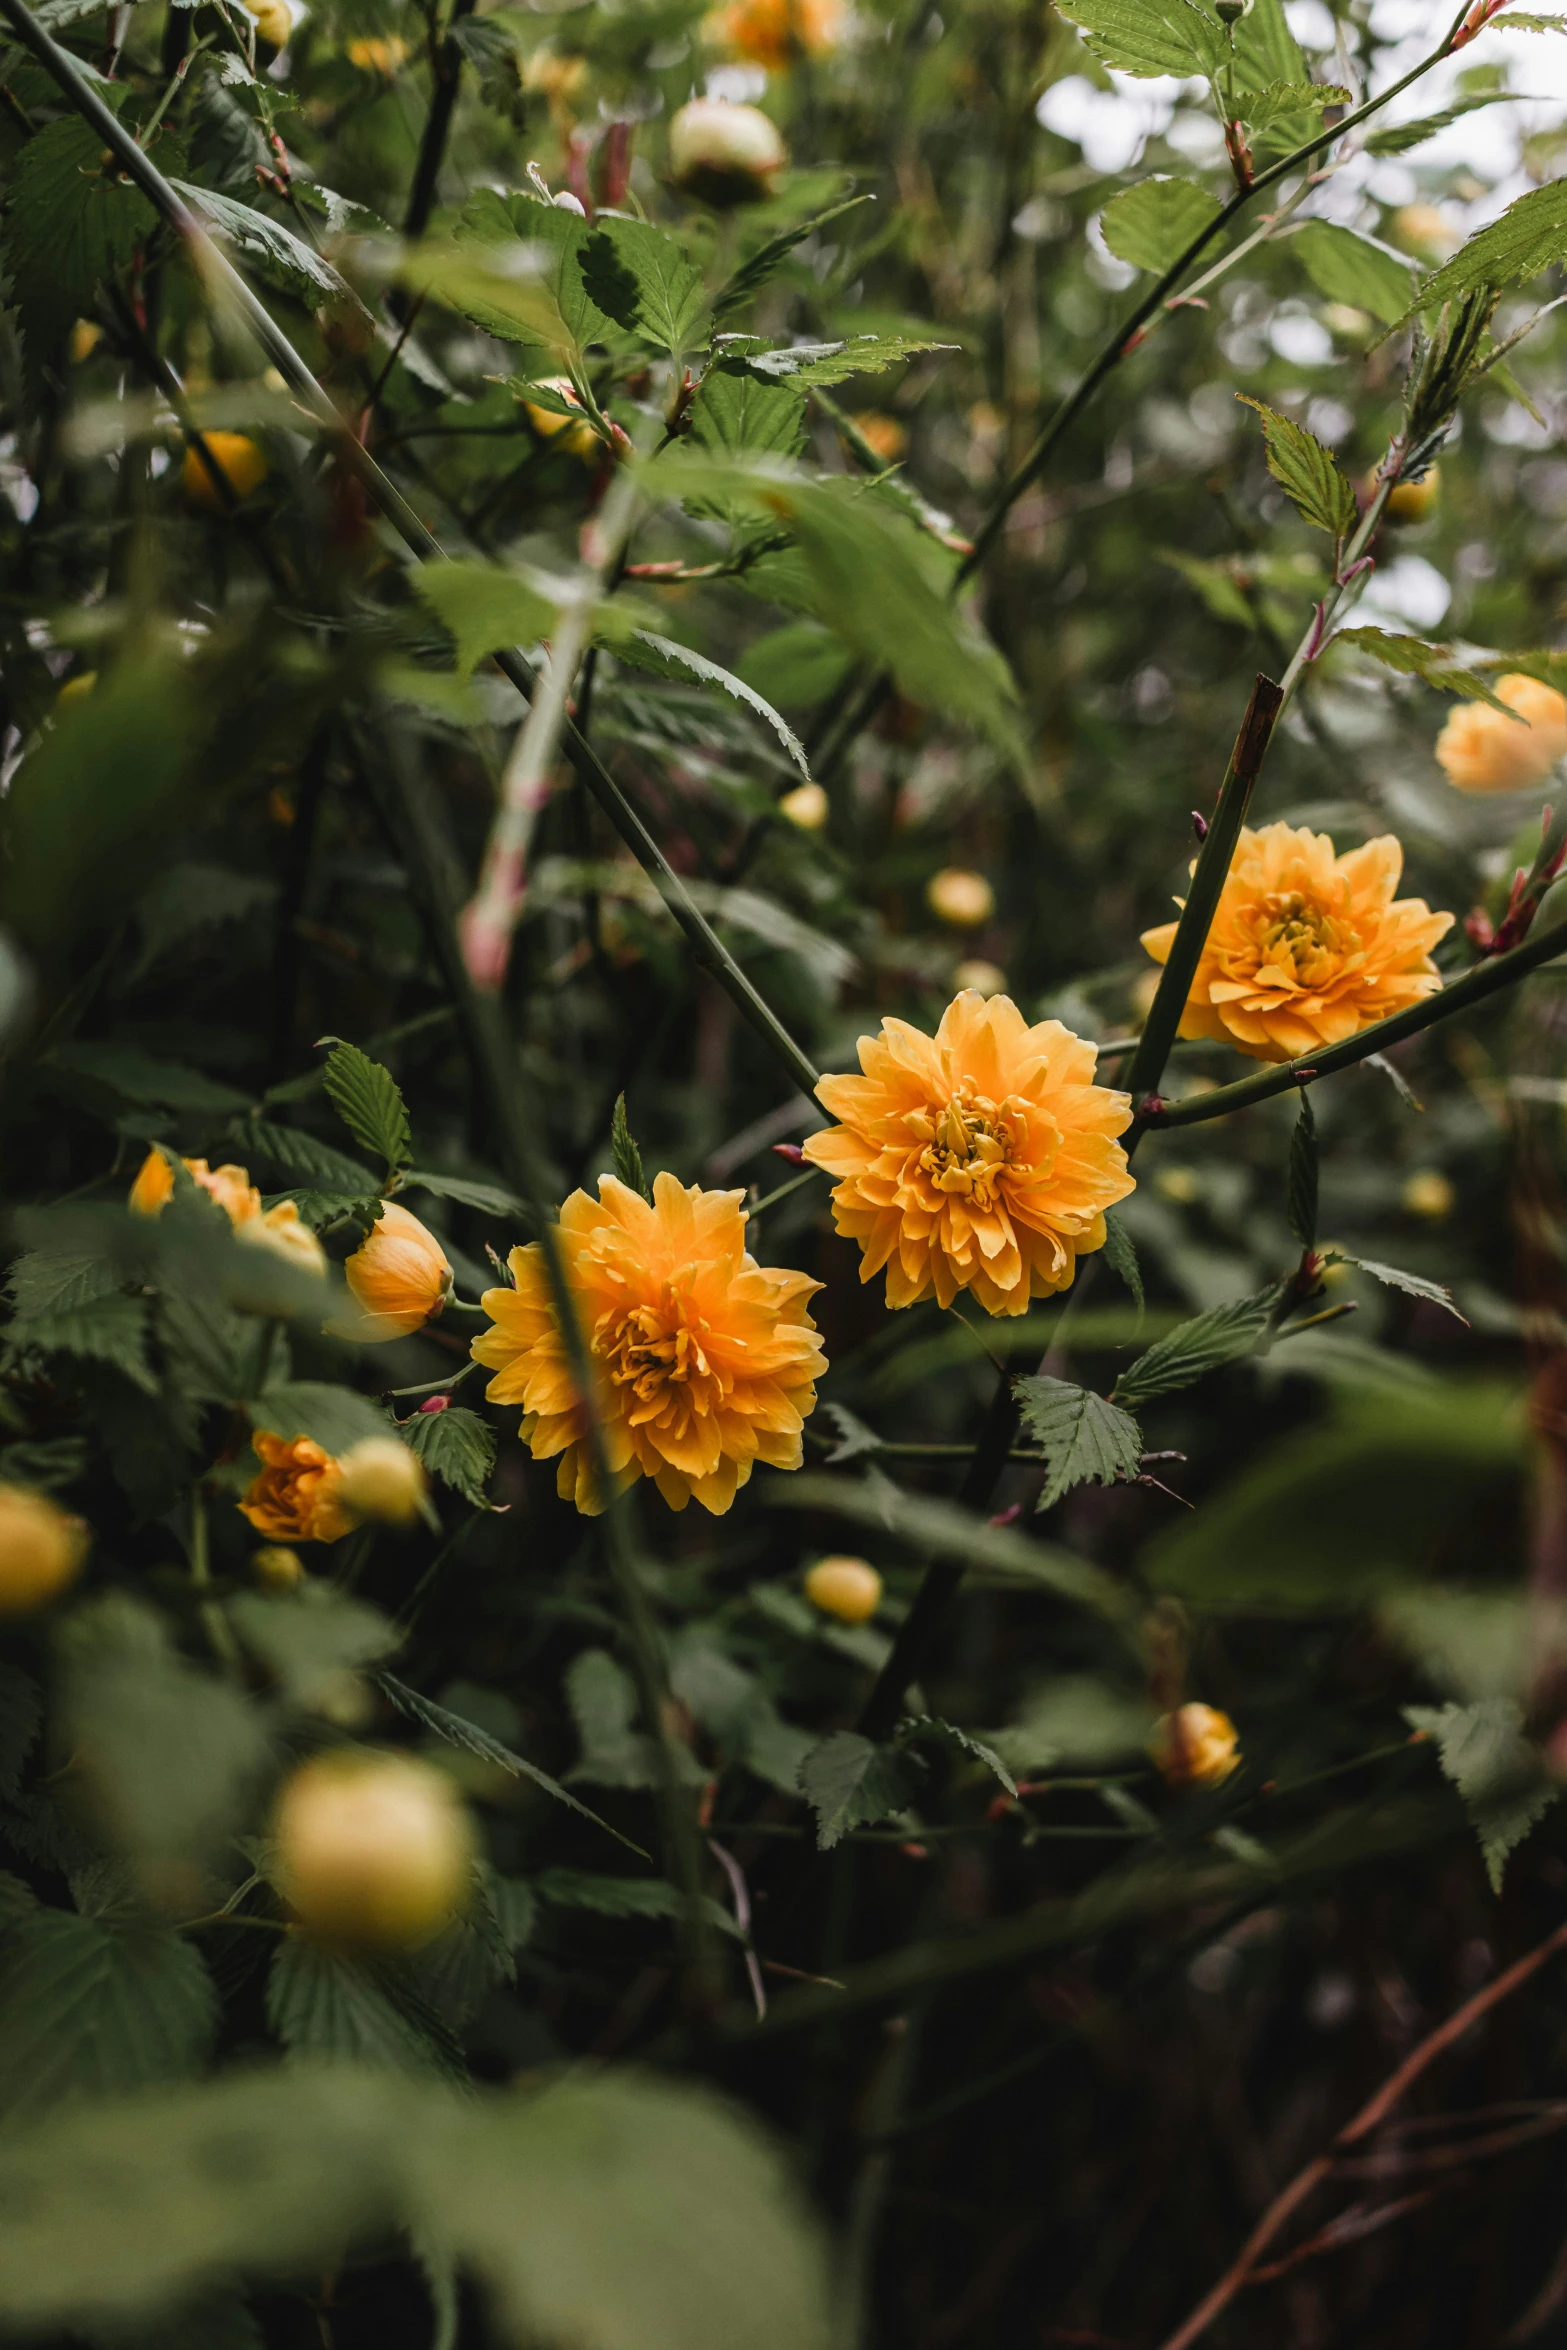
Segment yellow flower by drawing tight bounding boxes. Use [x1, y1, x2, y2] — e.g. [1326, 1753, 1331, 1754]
[1402, 1168, 1454, 1221]
[336, 1436, 429, 1527]
[779, 781, 830, 830]
[1435, 674, 1567, 793]
[706, 0, 842, 68]
[346, 32, 408, 72]
[243, 0, 292, 44]
[240, 1198, 328, 1276]
[129, 1150, 262, 1227]
[340, 1202, 453, 1342]
[275, 1752, 472, 1951]
[1386, 464, 1439, 523]
[521, 374, 599, 461]
[471, 1172, 825, 1516]
[805, 1556, 882, 1623]
[1150, 1702, 1239, 1789]
[239, 1431, 357, 1544]
[182, 431, 269, 511]
[0, 1483, 87, 1613]
[1140, 821, 1452, 1066]
[804, 991, 1134, 1317]
[927, 868, 995, 928]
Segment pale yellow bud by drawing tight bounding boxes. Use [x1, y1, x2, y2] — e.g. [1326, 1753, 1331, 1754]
[337, 1202, 453, 1342]
[779, 781, 829, 831]
[927, 868, 995, 928]
[667, 99, 787, 205]
[274, 1751, 472, 1950]
[251, 1544, 305, 1590]
[1385, 464, 1439, 523]
[336, 1436, 429, 1527]
[954, 958, 1007, 998]
[1150, 1702, 1239, 1789]
[239, 1199, 328, 1276]
[0, 1483, 87, 1614]
[805, 1555, 883, 1624]
[244, 0, 293, 45]
[1402, 1169, 1454, 1222]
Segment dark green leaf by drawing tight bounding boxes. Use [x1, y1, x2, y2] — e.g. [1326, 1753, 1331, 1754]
[0, 1910, 218, 2120]
[373, 1673, 646, 1852]
[236, 1121, 379, 1194]
[227, 1588, 400, 1704]
[897, 1714, 1017, 1794]
[1292, 220, 1417, 324]
[266, 1938, 468, 2079]
[581, 216, 708, 357]
[1012, 1374, 1144, 1509]
[4, 1295, 156, 1393]
[1100, 1211, 1144, 1321]
[250, 1381, 393, 1454]
[1112, 1283, 1282, 1408]
[1100, 177, 1223, 274]
[614, 632, 811, 777]
[797, 1730, 921, 1849]
[609, 1094, 651, 1202]
[170, 181, 360, 310]
[1287, 1091, 1317, 1249]
[0, 1663, 43, 1801]
[3, 115, 158, 368]
[319, 1042, 411, 1179]
[1236, 395, 1358, 539]
[398, 1170, 525, 1215]
[1405, 1699, 1557, 1892]
[535, 1868, 740, 1938]
[405, 1405, 496, 1507]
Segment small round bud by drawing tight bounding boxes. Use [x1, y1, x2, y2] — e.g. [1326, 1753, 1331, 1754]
[927, 868, 995, 929]
[954, 958, 1007, 998]
[182, 432, 269, 512]
[274, 1751, 472, 1950]
[57, 670, 96, 705]
[521, 375, 600, 461]
[336, 1202, 453, 1343]
[668, 98, 787, 206]
[1150, 1702, 1239, 1789]
[1402, 1169, 1454, 1222]
[854, 411, 908, 465]
[252, 1544, 305, 1590]
[1215, 0, 1252, 22]
[336, 1436, 429, 1527]
[552, 189, 588, 215]
[1384, 465, 1440, 523]
[805, 1555, 883, 1624]
[779, 781, 829, 831]
[244, 0, 292, 42]
[0, 1483, 87, 1614]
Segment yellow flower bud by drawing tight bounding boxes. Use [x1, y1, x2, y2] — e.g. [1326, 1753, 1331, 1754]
[57, 671, 96, 705]
[346, 33, 408, 72]
[1402, 1168, 1454, 1222]
[954, 958, 1006, 998]
[69, 319, 102, 364]
[1435, 675, 1567, 794]
[129, 1151, 262, 1227]
[335, 1436, 429, 1527]
[926, 868, 995, 928]
[805, 1555, 883, 1624]
[243, 0, 292, 45]
[1150, 1702, 1239, 1789]
[182, 431, 269, 512]
[667, 98, 787, 206]
[274, 1751, 473, 1951]
[1384, 464, 1439, 523]
[779, 781, 829, 831]
[251, 1544, 305, 1590]
[338, 1202, 453, 1342]
[239, 1198, 328, 1276]
[522, 374, 600, 460]
[0, 1483, 87, 1614]
[854, 412, 907, 465]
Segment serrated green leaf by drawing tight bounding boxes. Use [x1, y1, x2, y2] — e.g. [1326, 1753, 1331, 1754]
[266, 1938, 468, 2079]
[1100, 176, 1223, 275]
[1329, 626, 1514, 708]
[373, 1673, 646, 1852]
[797, 1730, 921, 1849]
[1112, 1284, 1281, 1408]
[1013, 1374, 1144, 1509]
[1365, 90, 1521, 157]
[4, 1294, 156, 1393]
[1100, 1211, 1144, 1322]
[691, 363, 808, 459]
[897, 1714, 1017, 1795]
[2, 115, 159, 369]
[1055, 0, 1224, 78]
[1287, 1091, 1318, 1249]
[170, 181, 360, 312]
[1292, 220, 1418, 325]
[712, 192, 872, 323]
[39, 1042, 249, 1115]
[0, 1910, 218, 2121]
[609, 1094, 650, 1202]
[449, 187, 612, 356]
[1400, 174, 1567, 322]
[1241, 77, 1349, 127]
[613, 631, 811, 777]
[581, 216, 709, 358]
[734, 333, 957, 385]
[1405, 1699, 1557, 1891]
[535, 1868, 740, 1938]
[7, 1245, 124, 1321]
[399, 1170, 525, 1216]
[250, 1381, 393, 1454]
[404, 1405, 496, 1507]
[319, 1041, 411, 1179]
[565, 1647, 659, 1788]
[1352, 1256, 1468, 1322]
[410, 561, 557, 678]
[1237, 395, 1357, 540]
[235, 1121, 379, 1195]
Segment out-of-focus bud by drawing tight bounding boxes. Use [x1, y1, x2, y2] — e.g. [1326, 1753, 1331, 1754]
[252, 1544, 305, 1590]
[240, 1199, 328, 1276]
[1390, 202, 1460, 259]
[129, 1151, 262, 1227]
[805, 1555, 883, 1624]
[1150, 1702, 1239, 1789]
[274, 1751, 473, 1950]
[779, 781, 829, 830]
[0, 1483, 87, 1614]
[244, 0, 293, 45]
[57, 671, 96, 705]
[336, 1436, 429, 1527]
[927, 868, 995, 929]
[854, 412, 908, 465]
[668, 98, 787, 206]
[1402, 1169, 1455, 1221]
[69, 319, 102, 364]
[182, 432, 269, 511]
[346, 33, 408, 72]
[521, 374, 600, 460]
[1384, 464, 1440, 523]
[338, 1202, 453, 1342]
[954, 958, 1007, 997]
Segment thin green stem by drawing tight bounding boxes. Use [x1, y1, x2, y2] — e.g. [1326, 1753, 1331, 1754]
[748, 1167, 823, 1217]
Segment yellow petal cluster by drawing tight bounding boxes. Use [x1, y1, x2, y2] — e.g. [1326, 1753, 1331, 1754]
[240, 1432, 357, 1545]
[1150, 1703, 1239, 1790]
[1140, 821, 1451, 1065]
[129, 1150, 325, 1274]
[1434, 674, 1567, 793]
[341, 1202, 453, 1342]
[706, 0, 841, 67]
[471, 1172, 824, 1516]
[803, 990, 1134, 1317]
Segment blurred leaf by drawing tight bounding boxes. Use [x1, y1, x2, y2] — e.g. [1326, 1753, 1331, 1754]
[1236, 396, 1357, 539]
[566, 1648, 667, 1789]
[237, 1121, 379, 1194]
[1364, 90, 1518, 154]
[1100, 1211, 1144, 1321]
[0, 1910, 218, 2120]
[227, 1589, 399, 1706]
[1380, 1588, 1566, 1703]
[1055, 0, 1223, 78]
[1159, 549, 1257, 628]
[609, 1094, 651, 1203]
[412, 560, 558, 678]
[266, 1938, 467, 2079]
[1146, 1384, 1525, 1608]
[399, 1171, 525, 1215]
[898, 1714, 1017, 1794]
[3, 114, 158, 368]
[1014, 1374, 1144, 1508]
[131, 863, 273, 981]
[582, 216, 708, 357]
[797, 1731, 921, 1849]
[0, 1664, 43, 1799]
[405, 1405, 495, 1507]
[822, 1401, 884, 1461]
[250, 1383, 393, 1454]
[1405, 1699, 1557, 1891]
[1112, 1283, 1282, 1408]
[712, 192, 871, 322]
[1398, 176, 1567, 320]
[1101, 177, 1223, 274]
[374, 1673, 646, 1852]
[320, 1042, 411, 1180]
[988, 1675, 1153, 1772]
[1287, 1092, 1317, 1250]
[1292, 220, 1417, 324]
[536, 1869, 739, 1938]
[40, 1042, 249, 1116]
[613, 632, 811, 777]
[171, 182, 360, 311]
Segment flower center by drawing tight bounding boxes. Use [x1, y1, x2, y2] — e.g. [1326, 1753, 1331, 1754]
[918, 1087, 1012, 1208]
[601, 1298, 710, 1405]
[1250, 890, 1354, 989]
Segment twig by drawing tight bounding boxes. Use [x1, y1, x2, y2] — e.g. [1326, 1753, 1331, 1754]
[402, 0, 475, 241]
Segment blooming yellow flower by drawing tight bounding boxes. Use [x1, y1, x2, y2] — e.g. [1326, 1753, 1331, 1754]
[803, 990, 1135, 1316]
[129, 1151, 261, 1226]
[1434, 674, 1567, 793]
[0, 1483, 87, 1613]
[1150, 1702, 1239, 1789]
[240, 1432, 356, 1544]
[275, 1752, 472, 1950]
[340, 1202, 453, 1342]
[706, 0, 841, 64]
[1140, 821, 1452, 1065]
[471, 1172, 824, 1515]
[779, 781, 830, 830]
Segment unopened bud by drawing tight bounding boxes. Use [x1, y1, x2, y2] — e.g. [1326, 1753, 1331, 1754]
[274, 1751, 472, 1950]
[668, 98, 787, 206]
[337, 1436, 429, 1527]
[804, 1555, 883, 1624]
[1150, 1702, 1239, 1789]
[0, 1483, 87, 1614]
[252, 1544, 305, 1590]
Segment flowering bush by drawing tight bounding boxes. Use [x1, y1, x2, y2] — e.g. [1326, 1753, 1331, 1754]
[5, 0, 1567, 2342]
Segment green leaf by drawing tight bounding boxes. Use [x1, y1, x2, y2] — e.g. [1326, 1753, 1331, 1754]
[1292, 220, 1418, 325]
[797, 1731, 921, 1849]
[7, 1244, 123, 1322]
[897, 1714, 1017, 1795]
[2, 115, 158, 369]
[0, 1663, 43, 1800]
[1100, 176, 1223, 275]
[581, 216, 708, 358]
[1287, 1091, 1318, 1250]
[404, 1405, 496, 1507]
[1012, 1374, 1144, 1509]
[373, 1673, 646, 1853]
[1146, 1383, 1525, 1609]
[613, 631, 811, 777]
[4, 1294, 157, 1394]
[409, 559, 559, 678]
[40, 1042, 249, 1116]
[609, 1093, 651, 1202]
[1236, 395, 1357, 540]
[235, 1121, 379, 1195]
[170, 181, 360, 311]
[266, 1939, 467, 2079]
[1054, 0, 1224, 78]
[1100, 1211, 1144, 1321]
[821, 1401, 884, 1462]
[1112, 1283, 1282, 1408]
[1241, 77, 1349, 126]
[535, 1868, 740, 1939]
[1159, 548, 1258, 628]
[1405, 1699, 1557, 1892]
[250, 1381, 393, 1454]
[1351, 1256, 1468, 1323]
[1329, 626, 1514, 708]
[398, 1170, 525, 1216]
[691, 363, 807, 459]
[1401, 175, 1567, 321]
[227, 1588, 399, 1705]
[0, 1911, 218, 2121]
[733, 333, 957, 385]
[1365, 91, 1521, 157]
[320, 1042, 411, 1180]
[450, 187, 612, 356]
[565, 1647, 659, 1789]
[712, 192, 872, 323]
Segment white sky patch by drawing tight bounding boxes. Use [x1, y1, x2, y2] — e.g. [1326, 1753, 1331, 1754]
[1036, 73, 1199, 173]
[1356, 554, 1453, 631]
